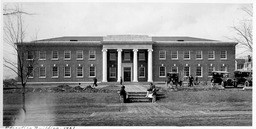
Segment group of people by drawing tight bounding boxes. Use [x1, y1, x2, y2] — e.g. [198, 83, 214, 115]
[119, 82, 157, 103]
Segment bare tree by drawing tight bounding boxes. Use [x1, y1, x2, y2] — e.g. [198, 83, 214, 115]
[233, 5, 253, 54]
[3, 5, 38, 93]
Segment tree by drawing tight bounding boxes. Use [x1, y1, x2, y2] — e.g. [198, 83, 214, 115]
[232, 5, 253, 55]
[3, 5, 38, 93]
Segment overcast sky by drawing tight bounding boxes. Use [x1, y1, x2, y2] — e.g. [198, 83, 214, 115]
[2, 1, 253, 79]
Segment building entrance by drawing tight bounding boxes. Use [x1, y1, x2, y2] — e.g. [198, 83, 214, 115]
[123, 67, 131, 82]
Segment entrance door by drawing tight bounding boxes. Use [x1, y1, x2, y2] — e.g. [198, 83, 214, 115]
[124, 67, 131, 82]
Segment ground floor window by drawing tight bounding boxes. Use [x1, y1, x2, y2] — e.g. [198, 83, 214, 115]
[52, 66, 58, 78]
[77, 66, 83, 77]
[27, 66, 34, 78]
[64, 66, 71, 77]
[184, 66, 190, 77]
[208, 66, 215, 77]
[90, 66, 96, 77]
[39, 66, 46, 78]
[221, 66, 227, 71]
[159, 66, 166, 77]
[196, 66, 202, 77]
[109, 67, 116, 78]
[171, 66, 178, 73]
[139, 66, 145, 78]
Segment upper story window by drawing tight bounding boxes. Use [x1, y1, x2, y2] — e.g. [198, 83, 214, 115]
[89, 50, 96, 60]
[76, 50, 83, 60]
[64, 50, 71, 60]
[183, 51, 190, 60]
[110, 52, 116, 61]
[124, 51, 131, 61]
[27, 51, 34, 60]
[220, 51, 227, 60]
[171, 51, 178, 60]
[52, 51, 58, 60]
[208, 51, 215, 60]
[159, 50, 166, 60]
[196, 51, 203, 60]
[39, 51, 46, 60]
[139, 51, 145, 61]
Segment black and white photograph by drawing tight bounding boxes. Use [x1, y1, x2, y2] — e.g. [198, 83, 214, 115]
[1, 0, 254, 127]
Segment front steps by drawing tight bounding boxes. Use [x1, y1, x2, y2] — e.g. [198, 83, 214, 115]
[127, 92, 165, 103]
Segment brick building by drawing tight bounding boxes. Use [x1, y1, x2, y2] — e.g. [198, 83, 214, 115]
[19, 35, 237, 84]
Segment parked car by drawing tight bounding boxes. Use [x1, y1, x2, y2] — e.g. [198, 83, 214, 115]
[211, 71, 234, 87]
[233, 70, 252, 87]
[166, 72, 181, 86]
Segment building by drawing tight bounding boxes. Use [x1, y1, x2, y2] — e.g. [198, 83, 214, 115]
[18, 35, 237, 84]
[235, 55, 252, 71]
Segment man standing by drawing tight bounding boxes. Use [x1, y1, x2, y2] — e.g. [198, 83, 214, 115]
[189, 75, 194, 87]
[120, 76, 123, 85]
[93, 77, 97, 88]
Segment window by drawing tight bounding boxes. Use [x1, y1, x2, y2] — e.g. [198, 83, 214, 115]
[183, 51, 190, 60]
[139, 51, 145, 61]
[109, 67, 116, 78]
[89, 50, 96, 60]
[196, 51, 202, 60]
[159, 66, 166, 77]
[110, 52, 116, 61]
[221, 65, 227, 71]
[208, 51, 215, 60]
[139, 66, 145, 78]
[89, 66, 96, 77]
[184, 66, 190, 77]
[171, 51, 178, 60]
[159, 50, 166, 60]
[27, 67, 33, 78]
[52, 51, 58, 60]
[220, 51, 227, 59]
[196, 66, 202, 77]
[208, 66, 215, 77]
[124, 51, 131, 61]
[39, 51, 46, 60]
[27, 51, 34, 60]
[77, 50, 83, 60]
[52, 66, 58, 78]
[39, 66, 46, 78]
[64, 66, 71, 77]
[77, 66, 83, 77]
[64, 51, 71, 60]
[171, 66, 178, 73]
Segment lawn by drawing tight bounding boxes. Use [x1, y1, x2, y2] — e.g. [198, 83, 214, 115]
[3, 85, 252, 126]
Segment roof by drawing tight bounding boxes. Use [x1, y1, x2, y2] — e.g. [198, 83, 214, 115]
[234, 70, 252, 73]
[152, 36, 216, 41]
[36, 36, 103, 42]
[36, 35, 216, 42]
[212, 71, 230, 74]
[236, 59, 246, 64]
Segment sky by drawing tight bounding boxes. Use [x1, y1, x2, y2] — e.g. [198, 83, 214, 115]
[1, 1, 254, 79]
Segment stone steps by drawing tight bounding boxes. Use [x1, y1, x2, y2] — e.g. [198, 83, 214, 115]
[127, 92, 165, 103]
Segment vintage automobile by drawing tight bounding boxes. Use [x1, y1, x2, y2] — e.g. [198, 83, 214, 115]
[211, 71, 234, 87]
[166, 72, 181, 87]
[233, 70, 252, 87]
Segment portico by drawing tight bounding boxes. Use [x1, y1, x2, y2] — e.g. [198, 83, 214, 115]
[102, 35, 153, 82]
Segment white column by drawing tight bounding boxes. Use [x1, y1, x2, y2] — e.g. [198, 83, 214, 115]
[147, 49, 153, 82]
[133, 49, 138, 82]
[117, 49, 122, 82]
[102, 49, 108, 82]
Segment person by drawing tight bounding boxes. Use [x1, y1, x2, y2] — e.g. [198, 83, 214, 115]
[151, 87, 157, 103]
[119, 85, 127, 103]
[189, 75, 194, 87]
[92, 77, 97, 88]
[120, 76, 123, 85]
[146, 83, 155, 97]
